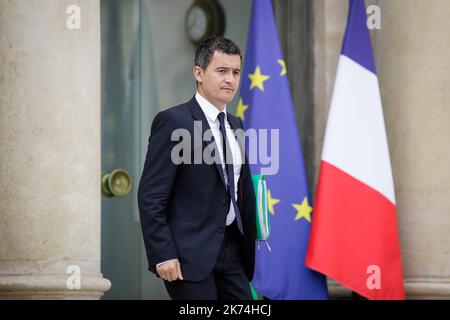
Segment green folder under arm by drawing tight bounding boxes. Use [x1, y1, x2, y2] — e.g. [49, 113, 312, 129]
[252, 175, 271, 250]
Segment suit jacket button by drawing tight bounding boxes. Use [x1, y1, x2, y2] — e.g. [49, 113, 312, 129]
[218, 227, 225, 233]
[222, 199, 227, 205]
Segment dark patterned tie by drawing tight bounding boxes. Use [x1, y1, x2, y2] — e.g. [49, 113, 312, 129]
[217, 112, 244, 235]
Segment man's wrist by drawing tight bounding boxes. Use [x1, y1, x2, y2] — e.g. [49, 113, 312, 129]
[156, 258, 178, 268]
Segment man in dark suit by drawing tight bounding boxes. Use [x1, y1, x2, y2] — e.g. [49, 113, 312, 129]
[137, 37, 256, 300]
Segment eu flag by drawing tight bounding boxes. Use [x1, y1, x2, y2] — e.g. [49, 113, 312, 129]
[238, 0, 328, 299]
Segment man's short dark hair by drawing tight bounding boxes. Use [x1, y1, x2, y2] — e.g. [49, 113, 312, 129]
[194, 37, 242, 70]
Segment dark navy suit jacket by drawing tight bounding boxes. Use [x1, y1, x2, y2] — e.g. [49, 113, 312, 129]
[138, 96, 256, 282]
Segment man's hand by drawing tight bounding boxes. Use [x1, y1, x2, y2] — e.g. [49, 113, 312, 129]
[156, 259, 184, 282]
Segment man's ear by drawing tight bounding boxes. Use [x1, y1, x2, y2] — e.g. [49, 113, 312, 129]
[193, 66, 203, 84]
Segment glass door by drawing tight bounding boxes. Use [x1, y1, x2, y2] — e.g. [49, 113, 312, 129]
[100, 0, 167, 299]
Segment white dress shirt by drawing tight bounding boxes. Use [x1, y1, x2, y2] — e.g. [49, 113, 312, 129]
[156, 93, 243, 268]
[195, 92, 243, 227]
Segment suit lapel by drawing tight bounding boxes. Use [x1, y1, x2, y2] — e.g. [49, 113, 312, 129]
[227, 113, 249, 212]
[188, 97, 227, 188]
[227, 113, 247, 171]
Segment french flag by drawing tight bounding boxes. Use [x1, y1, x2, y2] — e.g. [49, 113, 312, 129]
[306, 0, 405, 300]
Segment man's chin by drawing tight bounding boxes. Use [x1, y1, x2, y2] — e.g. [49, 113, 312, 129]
[220, 94, 235, 104]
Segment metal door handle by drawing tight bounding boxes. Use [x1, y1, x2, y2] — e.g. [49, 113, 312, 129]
[101, 169, 132, 197]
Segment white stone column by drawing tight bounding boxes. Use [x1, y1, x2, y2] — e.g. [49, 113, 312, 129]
[313, 0, 347, 177]
[0, 0, 110, 299]
[313, 0, 450, 299]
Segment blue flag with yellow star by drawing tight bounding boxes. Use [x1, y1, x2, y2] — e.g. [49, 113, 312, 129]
[238, 0, 328, 299]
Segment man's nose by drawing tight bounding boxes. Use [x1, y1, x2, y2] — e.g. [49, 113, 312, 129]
[224, 72, 233, 84]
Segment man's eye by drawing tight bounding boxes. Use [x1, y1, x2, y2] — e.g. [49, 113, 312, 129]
[234, 71, 240, 76]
